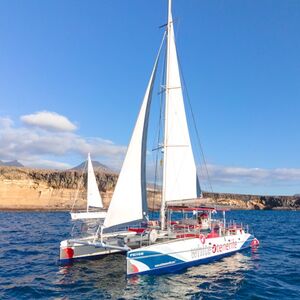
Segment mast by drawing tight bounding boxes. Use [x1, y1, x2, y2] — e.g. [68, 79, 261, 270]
[160, 0, 200, 230]
[161, 0, 172, 230]
[87, 152, 91, 212]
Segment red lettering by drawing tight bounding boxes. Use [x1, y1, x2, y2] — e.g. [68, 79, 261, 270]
[212, 244, 216, 253]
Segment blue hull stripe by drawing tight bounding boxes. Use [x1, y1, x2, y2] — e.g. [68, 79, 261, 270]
[128, 235, 255, 276]
[128, 250, 184, 269]
[241, 235, 254, 249]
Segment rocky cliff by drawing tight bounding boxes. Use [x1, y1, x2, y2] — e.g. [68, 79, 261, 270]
[0, 166, 117, 210]
[201, 192, 300, 210]
[0, 166, 299, 211]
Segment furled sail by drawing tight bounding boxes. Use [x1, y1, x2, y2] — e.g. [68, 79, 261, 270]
[163, 4, 201, 203]
[87, 153, 103, 209]
[103, 37, 164, 228]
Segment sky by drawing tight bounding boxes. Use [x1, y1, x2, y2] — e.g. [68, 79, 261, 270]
[0, 0, 299, 196]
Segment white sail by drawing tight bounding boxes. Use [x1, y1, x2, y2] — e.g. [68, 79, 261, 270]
[162, 3, 200, 204]
[103, 38, 164, 228]
[87, 153, 103, 209]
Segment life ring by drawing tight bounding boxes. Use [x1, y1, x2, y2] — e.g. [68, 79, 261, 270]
[199, 234, 206, 244]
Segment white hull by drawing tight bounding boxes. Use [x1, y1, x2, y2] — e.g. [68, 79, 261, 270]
[60, 237, 122, 262]
[127, 232, 255, 275]
[70, 211, 107, 220]
[60, 231, 141, 262]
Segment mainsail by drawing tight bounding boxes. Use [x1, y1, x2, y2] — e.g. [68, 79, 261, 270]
[103, 36, 165, 228]
[162, 2, 200, 204]
[87, 153, 103, 209]
[104, 0, 200, 229]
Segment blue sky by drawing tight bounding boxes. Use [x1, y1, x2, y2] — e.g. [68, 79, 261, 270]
[0, 0, 299, 195]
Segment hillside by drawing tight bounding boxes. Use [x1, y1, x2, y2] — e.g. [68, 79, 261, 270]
[0, 166, 117, 211]
[0, 166, 299, 211]
[0, 160, 24, 167]
[71, 160, 114, 174]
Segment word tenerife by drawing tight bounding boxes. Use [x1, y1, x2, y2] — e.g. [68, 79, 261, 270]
[191, 240, 238, 259]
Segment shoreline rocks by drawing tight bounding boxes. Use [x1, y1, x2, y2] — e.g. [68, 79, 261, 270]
[0, 166, 299, 211]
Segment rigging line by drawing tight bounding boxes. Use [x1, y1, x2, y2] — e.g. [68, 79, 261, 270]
[177, 57, 214, 194]
[71, 158, 88, 212]
[151, 34, 167, 154]
[152, 113, 161, 212]
[149, 30, 166, 153]
[152, 31, 167, 213]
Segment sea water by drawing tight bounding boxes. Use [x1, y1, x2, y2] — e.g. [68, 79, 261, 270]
[0, 210, 299, 299]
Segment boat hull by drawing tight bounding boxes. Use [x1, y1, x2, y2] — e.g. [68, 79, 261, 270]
[60, 230, 145, 263]
[59, 238, 122, 263]
[70, 211, 107, 220]
[127, 233, 255, 276]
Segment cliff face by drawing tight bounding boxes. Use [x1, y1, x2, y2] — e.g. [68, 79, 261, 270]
[0, 166, 299, 210]
[0, 166, 117, 210]
[202, 192, 300, 210]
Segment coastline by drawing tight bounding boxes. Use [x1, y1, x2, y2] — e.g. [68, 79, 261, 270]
[1, 207, 299, 212]
[1, 166, 299, 211]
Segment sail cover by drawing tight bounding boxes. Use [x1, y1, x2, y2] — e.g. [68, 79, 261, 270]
[103, 39, 164, 228]
[87, 153, 103, 208]
[163, 9, 201, 202]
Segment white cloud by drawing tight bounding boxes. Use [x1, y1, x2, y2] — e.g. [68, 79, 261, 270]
[2, 113, 300, 191]
[0, 114, 126, 169]
[19, 158, 72, 170]
[0, 117, 14, 128]
[21, 111, 77, 132]
[199, 164, 300, 186]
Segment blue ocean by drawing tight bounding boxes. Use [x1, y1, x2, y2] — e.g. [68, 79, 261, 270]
[0, 210, 299, 299]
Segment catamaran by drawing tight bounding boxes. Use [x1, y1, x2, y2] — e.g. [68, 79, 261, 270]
[59, 33, 166, 262]
[70, 153, 107, 220]
[126, 0, 259, 275]
[60, 0, 259, 272]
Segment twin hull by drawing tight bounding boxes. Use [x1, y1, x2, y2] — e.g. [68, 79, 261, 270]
[60, 231, 140, 262]
[127, 233, 254, 275]
[60, 238, 122, 262]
